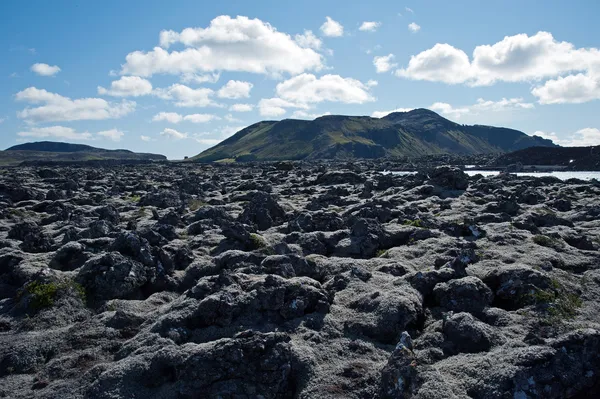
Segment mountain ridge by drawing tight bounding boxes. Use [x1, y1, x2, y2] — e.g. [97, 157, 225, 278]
[0, 141, 166, 166]
[192, 108, 556, 162]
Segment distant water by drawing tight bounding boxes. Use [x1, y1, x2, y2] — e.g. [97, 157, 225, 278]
[465, 171, 600, 181]
[383, 170, 600, 181]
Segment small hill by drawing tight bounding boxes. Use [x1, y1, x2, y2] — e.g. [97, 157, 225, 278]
[191, 109, 556, 162]
[6, 141, 135, 154]
[493, 145, 600, 170]
[1, 141, 166, 166]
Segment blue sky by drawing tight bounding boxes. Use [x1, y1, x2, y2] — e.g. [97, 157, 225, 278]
[1, 0, 599, 159]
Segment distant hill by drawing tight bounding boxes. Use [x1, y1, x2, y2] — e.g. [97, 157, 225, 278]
[191, 109, 556, 162]
[493, 145, 600, 170]
[6, 141, 136, 154]
[1, 141, 166, 166]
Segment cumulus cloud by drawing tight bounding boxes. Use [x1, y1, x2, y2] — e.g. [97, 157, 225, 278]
[291, 110, 332, 119]
[229, 103, 254, 112]
[17, 126, 93, 141]
[97, 128, 125, 142]
[532, 73, 600, 104]
[121, 15, 323, 77]
[374, 54, 397, 73]
[160, 127, 188, 139]
[533, 128, 600, 146]
[98, 76, 153, 97]
[396, 43, 472, 84]
[180, 72, 220, 84]
[408, 22, 421, 33]
[184, 113, 220, 123]
[152, 112, 183, 123]
[371, 108, 414, 118]
[275, 73, 375, 105]
[153, 84, 219, 107]
[396, 31, 600, 97]
[217, 80, 253, 99]
[15, 87, 135, 123]
[359, 21, 381, 32]
[258, 74, 374, 117]
[140, 135, 153, 142]
[295, 30, 322, 50]
[430, 102, 470, 119]
[17, 126, 124, 141]
[152, 111, 219, 123]
[258, 98, 308, 117]
[320, 17, 344, 37]
[31, 63, 61, 77]
[431, 97, 534, 119]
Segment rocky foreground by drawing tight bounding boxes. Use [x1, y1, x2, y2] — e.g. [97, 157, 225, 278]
[1, 162, 599, 398]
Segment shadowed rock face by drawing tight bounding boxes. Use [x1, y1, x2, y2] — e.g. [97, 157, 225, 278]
[1, 161, 600, 398]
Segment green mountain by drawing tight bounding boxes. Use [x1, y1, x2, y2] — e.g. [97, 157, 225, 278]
[192, 109, 556, 162]
[1, 141, 166, 166]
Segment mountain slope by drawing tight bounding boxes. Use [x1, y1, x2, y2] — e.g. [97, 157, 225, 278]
[192, 109, 556, 162]
[1, 141, 166, 166]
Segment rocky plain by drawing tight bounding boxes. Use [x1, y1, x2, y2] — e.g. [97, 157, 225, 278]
[0, 161, 599, 398]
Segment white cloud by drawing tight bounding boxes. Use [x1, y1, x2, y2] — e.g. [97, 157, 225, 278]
[430, 102, 470, 119]
[31, 63, 61, 77]
[275, 73, 375, 105]
[153, 84, 218, 107]
[140, 135, 153, 142]
[122, 15, 323, 77]
[359, 21, 381, 32]
[371, 108, 414, 118]
[152, 112, 183, 123]
[98, 76, 153, 97]
[395, 43, 473, 84]
[291, 110, 332, 119]
[396, 31, 600, 91]
[532, 73, 600, 104]
[374, 54, 397, 73]
[405, 7, 414, 13]
[229, 103, 254, 112]
[152, 111, 219, 123]
[431, 97, 534, 119]
[97, 128, 125, 142]
[471, 97, 534, 111]
[217, 80, 253, 99]
[367, 80, 378, 87]
[17, 126, 93, 141]
[224, 114, 242, 122]
[533, 128, 600, 146]
[295, 30, 322, 50]
[408, 23, 421, 33]
[194, 138, 222, 146]
[160, 128, 188, 140]
[258, 98, 307, 117]
[180, 72, 220, 84]
[320, 16, 344, 37]
[184, 113, 219, 123]
[15, 87, 135, 123]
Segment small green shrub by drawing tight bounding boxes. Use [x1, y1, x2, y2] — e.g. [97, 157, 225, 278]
[24, 280, 86, 311]
[250, 233, 267, 249]
[26, 281, 59, 310]
[127, 194, 141, 203]
[188, 199, 207, 211]
[376, 249, 388, 258]
[530, 279, 583, 322]
[533, 235, 564, 250]
[403, 219, 424, 228]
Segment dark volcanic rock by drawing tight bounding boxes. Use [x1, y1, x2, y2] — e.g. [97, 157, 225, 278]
[1, 162, 599, 399]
